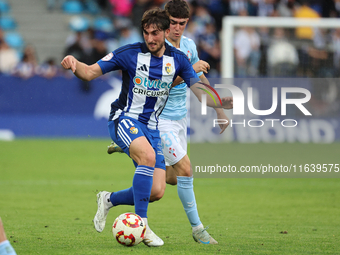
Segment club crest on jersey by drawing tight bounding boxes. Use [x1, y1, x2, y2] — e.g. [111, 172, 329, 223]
[186, 50, 192, 61]
[130, 127, 138, 134]
[102, 52, 113, 61]
[165, 63, 173, 74]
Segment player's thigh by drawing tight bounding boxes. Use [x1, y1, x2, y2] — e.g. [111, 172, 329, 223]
[108, 118, 154, 165]
[129, 137, 156, 167]
[159, 118, 187, 167]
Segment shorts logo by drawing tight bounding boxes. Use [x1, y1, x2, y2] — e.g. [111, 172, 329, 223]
[169, 147, 177, 157]
[102, 52, 113, 61]
[165, 63, 173, 74]
[130, 127, 138, 134]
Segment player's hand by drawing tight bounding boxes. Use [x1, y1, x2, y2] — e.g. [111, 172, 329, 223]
[192, 60, 210, 74]
[222, 97, 233, 109]
[61, 55, 77, 73]
[216, 109, 230, 134]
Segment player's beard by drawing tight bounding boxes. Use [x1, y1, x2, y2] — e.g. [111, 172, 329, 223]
[147, 41, 165, 56]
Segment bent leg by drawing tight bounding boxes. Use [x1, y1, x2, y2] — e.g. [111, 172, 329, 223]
[150, 168, 166, 202]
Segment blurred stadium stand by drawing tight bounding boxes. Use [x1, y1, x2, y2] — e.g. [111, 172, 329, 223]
[7, 0, 71, 63]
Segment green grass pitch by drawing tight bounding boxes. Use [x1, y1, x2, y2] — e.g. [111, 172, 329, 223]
[0, 140, 339, 254]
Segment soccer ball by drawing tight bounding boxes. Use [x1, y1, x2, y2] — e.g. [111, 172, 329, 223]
[112, 212, 146, 246]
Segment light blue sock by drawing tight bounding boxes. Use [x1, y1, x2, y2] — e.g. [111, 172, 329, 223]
[0, 240, 17, 255]
[177, 176, 202, 227]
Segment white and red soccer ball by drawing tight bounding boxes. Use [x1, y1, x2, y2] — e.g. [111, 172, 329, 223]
[112, 213, 146, 246]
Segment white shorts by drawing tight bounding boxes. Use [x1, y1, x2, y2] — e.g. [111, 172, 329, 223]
[158, 118, 187, 166]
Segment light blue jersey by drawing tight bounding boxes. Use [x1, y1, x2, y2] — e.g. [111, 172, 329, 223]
[160, 36, 203, 120]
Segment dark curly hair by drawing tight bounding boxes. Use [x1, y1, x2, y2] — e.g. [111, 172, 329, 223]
[141, 8, 170, 32]
[164, 0, 190, 19]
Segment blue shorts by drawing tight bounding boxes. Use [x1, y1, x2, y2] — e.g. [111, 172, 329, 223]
[108, 116, 165, 170]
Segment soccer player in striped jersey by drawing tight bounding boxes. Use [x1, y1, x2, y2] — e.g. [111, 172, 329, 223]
[108, 0, 230, 245]
[62, 8, 232, 247]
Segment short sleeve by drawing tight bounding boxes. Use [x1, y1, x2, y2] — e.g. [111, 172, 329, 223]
[177, 53, 199, 87]
[189, 40, 203, 77]
[97, 51, 124, 74]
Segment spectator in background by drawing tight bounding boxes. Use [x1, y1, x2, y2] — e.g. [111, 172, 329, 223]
[294, 0, 320, 76]
[320, 0, 336, 17]
[64, 31, 89, 65]
[294, 0, 320, 40]
[12, 45, 38, 79]
[36, 58, 61, 79]
[277, 0, 300, 17]
[131, 0, 153, 32]
[229, 0, 249, 15]
[332, 28, 340, 75]
[207, 0, 230, 30]
[234, 10, 261, 77]
[267, 28, 299, 77]
[65, 28, 94, 57]
[87, 30, 109, 63]
[115, 18, 143, 48]
[0, 29, 19, 74]
[109, 0, 133, 17]
[198, 21, 221, 76]
[308, 28, 333, 77]
[254, 0, 277, 17]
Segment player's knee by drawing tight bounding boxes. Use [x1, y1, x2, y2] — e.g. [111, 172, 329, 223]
[140, 150, 156, 167]
[176, 164, 192, 177]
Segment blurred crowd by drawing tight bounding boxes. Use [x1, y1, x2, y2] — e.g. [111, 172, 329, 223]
[1, 0, 340, 79]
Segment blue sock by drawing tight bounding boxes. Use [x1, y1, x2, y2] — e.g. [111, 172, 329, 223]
[110, 187, 134, 206]
[177, 176, 201, 227]
[133, 165, 154, 218]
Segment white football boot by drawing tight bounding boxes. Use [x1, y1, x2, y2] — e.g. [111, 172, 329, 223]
[143, 226, 164, 247]
[192, 226, 218, 244]
[93, 191, 112, 232]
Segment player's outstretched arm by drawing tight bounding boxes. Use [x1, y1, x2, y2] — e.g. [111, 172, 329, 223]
[198, 73, 230, 134]
[190, 82, 233, 110]
[61, 55, 103, 81]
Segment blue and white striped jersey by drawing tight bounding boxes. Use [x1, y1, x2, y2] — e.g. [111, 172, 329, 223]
[160, 36, 203, 120]
[97, 42, 199, 130]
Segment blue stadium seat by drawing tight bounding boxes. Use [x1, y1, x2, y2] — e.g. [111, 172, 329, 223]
[0, 16, 17, 31]
[4, 32, 24, 49]
[62, 0, 84, 14]
[69, 15, 90, 32]
[0, 0, 10, 13]
[93, 16, 114, 33]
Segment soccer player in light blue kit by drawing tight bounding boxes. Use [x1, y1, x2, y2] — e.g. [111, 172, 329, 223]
[108, 0, 230, 244]
[61, 8, 232, 247]
[0, 218, 17, 255]
[159, 0, 230, 244]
